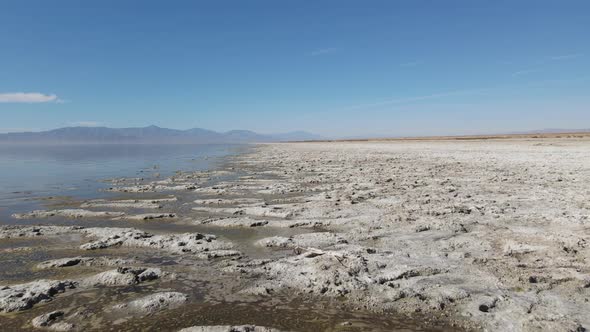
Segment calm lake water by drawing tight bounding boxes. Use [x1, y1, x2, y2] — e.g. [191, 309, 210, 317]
[0, 144, 243, 220]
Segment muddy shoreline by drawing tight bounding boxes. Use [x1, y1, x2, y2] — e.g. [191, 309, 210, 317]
[0, 144, 453, 332]
[2, 138, 589, 331]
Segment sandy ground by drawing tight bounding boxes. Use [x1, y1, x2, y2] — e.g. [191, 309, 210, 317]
[1, 138, 589, 331]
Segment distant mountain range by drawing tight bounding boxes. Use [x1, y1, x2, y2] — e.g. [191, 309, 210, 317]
[1, 126, 587, 144]
[0, 126, 323, 144]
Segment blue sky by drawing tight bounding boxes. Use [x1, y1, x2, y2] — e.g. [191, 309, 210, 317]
[1, 0, 588, 137]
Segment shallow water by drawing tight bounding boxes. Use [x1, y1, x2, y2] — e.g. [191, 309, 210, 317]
[0, 143, 242, 219]
[0, 144, 457, 332]
[115, 298, 452, 332]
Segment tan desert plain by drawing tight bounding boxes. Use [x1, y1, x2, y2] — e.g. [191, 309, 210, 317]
[1, 133, 590, 332]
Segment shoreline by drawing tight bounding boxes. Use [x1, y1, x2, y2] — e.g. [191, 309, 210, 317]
[1, 138, 589, 331]
[0, 144, 449, 332]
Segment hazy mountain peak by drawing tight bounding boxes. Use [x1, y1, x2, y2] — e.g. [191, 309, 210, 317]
[0, 126, 322, 144]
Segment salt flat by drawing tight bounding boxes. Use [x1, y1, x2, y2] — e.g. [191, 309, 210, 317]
[231, 139, 590, 331]
[1, 138, 588, 331]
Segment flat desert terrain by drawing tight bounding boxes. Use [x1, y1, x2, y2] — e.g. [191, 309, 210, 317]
[233, 138, 590, 331]
[1, 137, 589, 331]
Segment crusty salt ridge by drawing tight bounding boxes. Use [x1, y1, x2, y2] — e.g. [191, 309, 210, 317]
[31, 310, 74, 331]
[197, 217, 270, 228]
[11, 209, 125, 219]
[194, 198, 264, 206]
[254, 232, 347, 248]
[37, 256, 135, 269]
[192, 206, 294, 219]
[179, 326, 283, 332]
[0, 280, 76, 313]
[0, 225, 240, 259]
[229, 140, 590, 332]
[0, 225, 82, 239]
[114, 212, 177, 220]
[102, 183, 199, 193]
[12, 210, 177, 221]
[0, 267, 162, 312]
[80, 197, 178, 209]
[78, 227, 239, 258]
[112, 292, 188, 315]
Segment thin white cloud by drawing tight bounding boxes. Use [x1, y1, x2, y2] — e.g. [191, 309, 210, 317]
[309, 48, 337, 56]
[512, 69, 539, 77]
[550, 53, 583, 61]
[340, 89, 487, 111]
[0, 92, 59, 103]
[525, 75, 590, 86]
[400, 61, 423, 67]
[507, 53, 583, 77]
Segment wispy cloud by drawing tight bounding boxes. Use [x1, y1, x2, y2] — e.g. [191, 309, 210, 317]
[550, 53, 583, 61]
[308, 48, 337, 56]
[512, 69, 539, 77]
[340, 89, 487, 111]
[509, 52, 583, 78]
[400, 61, 423, 67]
[525, 75, 590, 86]
[0, 92, 60, 103]
[68, 121, 102, 127]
